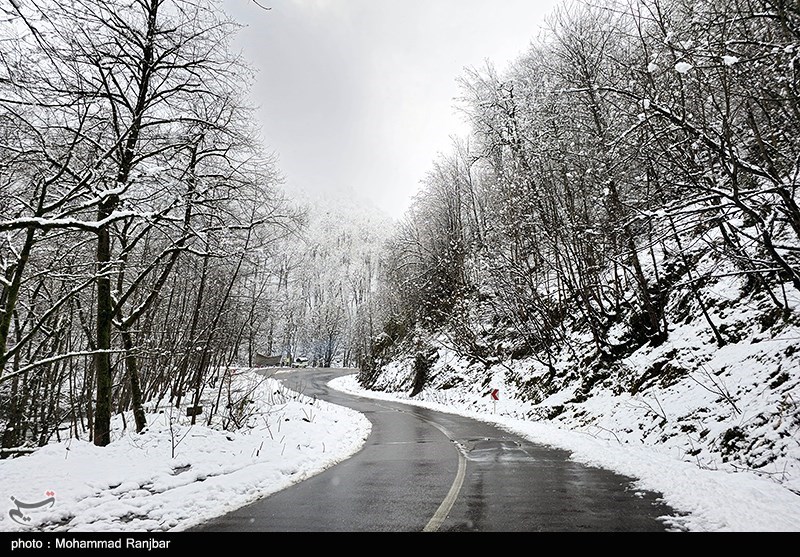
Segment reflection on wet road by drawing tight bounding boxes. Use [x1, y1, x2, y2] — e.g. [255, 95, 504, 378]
[193, 369, 681, 532]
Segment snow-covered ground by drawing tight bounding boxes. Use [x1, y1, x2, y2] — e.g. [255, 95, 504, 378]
[350, 240, 800, 533]
[332, 373, 800, 532]
[0, 370, 371, 533]
[1, 365, 799, 532]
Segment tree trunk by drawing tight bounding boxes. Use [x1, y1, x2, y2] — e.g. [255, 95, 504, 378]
[93, 200, 115, 447]
[121, 329, 147, 433]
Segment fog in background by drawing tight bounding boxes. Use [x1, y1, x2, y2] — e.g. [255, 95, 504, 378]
[222, 0, 559, 218]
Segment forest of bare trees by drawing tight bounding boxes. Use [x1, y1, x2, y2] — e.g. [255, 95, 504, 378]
[3, 0, 798, 458]
[257, 197, 391, 372]
[363, 0, 800, 398]
[0, 0, 381, 456]
[0, 0, 392, 454]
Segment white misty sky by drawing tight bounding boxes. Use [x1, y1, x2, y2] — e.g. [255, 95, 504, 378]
[221, 0, 559, 219]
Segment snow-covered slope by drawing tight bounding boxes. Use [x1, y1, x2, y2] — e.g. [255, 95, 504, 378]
[362, 220, 800, 498]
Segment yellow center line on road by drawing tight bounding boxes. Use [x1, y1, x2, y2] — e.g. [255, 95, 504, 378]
[420, 417, 466, 533]
[424, 451, 466, 532]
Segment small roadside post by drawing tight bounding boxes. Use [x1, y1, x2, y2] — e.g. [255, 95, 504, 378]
[490, 389, 499, 414]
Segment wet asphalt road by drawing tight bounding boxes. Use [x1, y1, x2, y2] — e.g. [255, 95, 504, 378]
[191, 368, 680, 532]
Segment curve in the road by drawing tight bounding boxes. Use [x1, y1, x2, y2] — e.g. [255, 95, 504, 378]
[417, 413, 467, 532]
[192, 369, 682, 532]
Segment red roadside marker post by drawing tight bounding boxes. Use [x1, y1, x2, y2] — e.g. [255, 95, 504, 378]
[490, 389, 499, 414]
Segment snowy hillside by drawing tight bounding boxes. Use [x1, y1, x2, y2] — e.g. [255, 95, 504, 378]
[358, 0, 800, 502]
[360, 224, 800, 497]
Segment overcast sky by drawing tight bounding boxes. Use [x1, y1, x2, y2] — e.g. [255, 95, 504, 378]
[221, 0, 560, 219]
